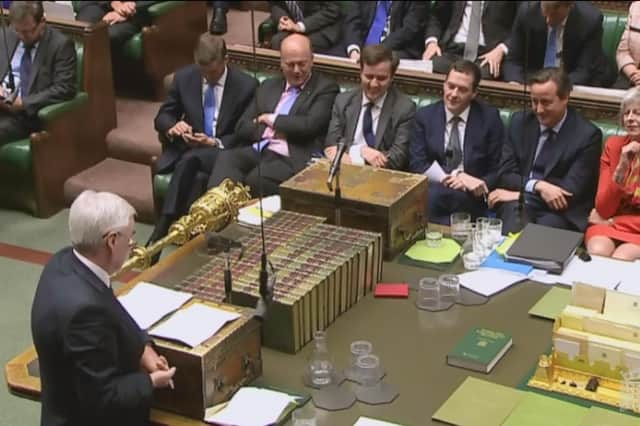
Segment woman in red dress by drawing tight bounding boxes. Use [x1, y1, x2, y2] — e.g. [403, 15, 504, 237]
[586, 88, 640, 260]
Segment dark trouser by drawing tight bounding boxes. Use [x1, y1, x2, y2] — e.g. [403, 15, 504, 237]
[427, 182, 488, 225]
[431, 43, 497, 80]
[612, 71, 632, 90]
[207, 146, 295, 198]
[0, 112, 33, 145]
[271, 30, 334, 53]
[497, 197, 576, 234]
[76, 4, 145, 51]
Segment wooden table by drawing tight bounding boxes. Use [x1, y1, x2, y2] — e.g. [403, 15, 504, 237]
[6, 233, 555, 425]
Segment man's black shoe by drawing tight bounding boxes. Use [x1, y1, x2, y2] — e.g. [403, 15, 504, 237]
[210, 8, 227, 35]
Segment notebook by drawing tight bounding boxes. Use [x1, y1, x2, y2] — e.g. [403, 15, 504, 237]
[505, 223, 583, 274]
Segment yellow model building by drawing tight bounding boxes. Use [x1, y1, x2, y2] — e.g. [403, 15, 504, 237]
[529, 283, 640, 413]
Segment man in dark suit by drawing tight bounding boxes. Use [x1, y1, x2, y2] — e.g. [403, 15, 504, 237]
[31, 190, 176, 426]
[488, 67, 602, 233]
[342, 1, 428, 60]
[269, 1, 342, 53]
[76, 1, 155, 51]
[324, 44, 415, 171]
[503, 1, 614, 87]
[409, 60, 504, 224]
[0, 1, 76, 144]
[423, 1, 519, 80]
[148, 34, 257, 245]
[208, 33, 339, 197]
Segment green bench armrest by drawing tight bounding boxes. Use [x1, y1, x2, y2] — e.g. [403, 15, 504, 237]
[148, 1, 183, 18]
[38, 92, 89, 122]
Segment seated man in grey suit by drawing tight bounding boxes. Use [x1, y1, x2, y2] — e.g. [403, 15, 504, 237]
[324, 44, 415, 171]
[488, 67, 602, 233]
[409, 60, 504, 224]
[0, 1, 76, 144]
[208, 33, 339, 197]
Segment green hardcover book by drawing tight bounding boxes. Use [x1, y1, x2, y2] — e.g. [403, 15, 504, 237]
[447, 327, 513, 373]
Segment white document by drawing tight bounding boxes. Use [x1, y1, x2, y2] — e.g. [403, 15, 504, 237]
[237, 195, 281, 226]
[399, 59, 433, 73]
[204, 387, 297, 426]
[527, 269, 559, 285]
[554, 255, 637, 290]
[458, 268, 527, 297]
[423, 160, 447, 183]
[354, 417, 404, 426]
[149, 303, 240, 348]
[118, 282, 193, 330]
[616, 281, 640, 297]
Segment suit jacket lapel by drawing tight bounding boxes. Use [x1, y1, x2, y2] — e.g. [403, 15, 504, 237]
[463, 103, 480, 169]
[435, 102, 447, 161]
[0, 32, 19, 84]
[543, 110, 572, 177]
[27, 27, 50, 95]
[346, 91, 362, 143]
[524, 116, 540, 176]
[70, 251, 111, 297]
[216, 68, 234, 133]
[289, 74, 313, 115]
[191, 71, 205, 132]
[375, 89, 393, 147]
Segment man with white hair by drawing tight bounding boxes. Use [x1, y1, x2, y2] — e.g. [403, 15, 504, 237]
[31, 190, 176, 426]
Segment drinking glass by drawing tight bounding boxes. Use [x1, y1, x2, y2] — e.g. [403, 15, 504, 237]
[417, 277, 439, 309]
[438, 274, 460, 304]
[450, 212, 471, 243]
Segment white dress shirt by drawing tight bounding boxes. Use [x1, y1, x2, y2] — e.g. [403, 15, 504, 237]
[444, 105, 470, 173]
[73, 249, 111, 289]
[349, 91, 388, 165]
[453, 1, 486, 48]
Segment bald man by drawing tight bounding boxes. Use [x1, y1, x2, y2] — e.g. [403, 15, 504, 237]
[207, 33, 339, 196]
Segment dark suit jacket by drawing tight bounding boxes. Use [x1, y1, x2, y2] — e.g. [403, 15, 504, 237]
[497, 108, 602, 230]
[503, 1, 610, 86]
[343, 1, 428, 59]
[234, 72, 339, 172]
[425, 1, 518, 52]
[270, 1, 342, 45]
[154, 64, 258, 173]
[325, 85, 416, 171]
[409, 100, 504, 190]
[0, 25, 76, 119]
[31, 248, 153, 426]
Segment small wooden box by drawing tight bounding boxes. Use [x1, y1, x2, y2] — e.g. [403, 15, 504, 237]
[152, 300, 262, 419]
[280, 161, 427, 260]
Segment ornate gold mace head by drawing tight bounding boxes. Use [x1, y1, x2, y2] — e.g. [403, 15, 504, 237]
[113, 179, 251, 278]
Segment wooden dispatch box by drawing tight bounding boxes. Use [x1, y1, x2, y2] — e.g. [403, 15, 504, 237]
[280, 161, 427, 259]
[151, 300, 262, 420]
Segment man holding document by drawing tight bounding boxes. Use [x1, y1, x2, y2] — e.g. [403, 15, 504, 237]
[31, 190, 175, 426]
[409, 60, 504, 224]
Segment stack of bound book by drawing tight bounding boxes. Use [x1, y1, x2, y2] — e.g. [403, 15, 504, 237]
[176, 210, 383, 353]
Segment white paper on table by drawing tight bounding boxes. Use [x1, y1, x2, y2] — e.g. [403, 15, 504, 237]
[149, 303, 240, 348]
[527, 269, 560, 285]
[354, 416, 404, 426]
[423, 160, 447, 183]
[399, 59, 433, 73]
[554, 255, 637, 290]
[237, 195, 281, 226]
[616, 280, 640, 297]
[204, 387, 297, 426]
[117, 282, 193, 330]
[458, 268, 528, 297]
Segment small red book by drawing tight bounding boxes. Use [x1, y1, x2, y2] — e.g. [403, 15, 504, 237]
[374, 283, 409, 298]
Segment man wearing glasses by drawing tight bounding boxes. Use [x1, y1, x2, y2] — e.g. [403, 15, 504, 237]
[0, 1, 76, 144]
[31, 190, 176, 426]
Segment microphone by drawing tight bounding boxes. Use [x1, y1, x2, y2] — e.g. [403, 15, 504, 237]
[1, 6, 15, 101]
[326, 141, 347, 191]
[250, 8, 275, 320]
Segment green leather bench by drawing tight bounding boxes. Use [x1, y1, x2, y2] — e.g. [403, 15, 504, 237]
[0, 42, 89, 217]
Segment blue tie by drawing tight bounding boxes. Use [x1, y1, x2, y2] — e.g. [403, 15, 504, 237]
[203, 83, 216, 138]
[362, 103, 376, 147]
[531, 129, 556, 179]
[365, 1, 390, 46]
[20, 45, 32, 97]
[544, 26, 557, 68]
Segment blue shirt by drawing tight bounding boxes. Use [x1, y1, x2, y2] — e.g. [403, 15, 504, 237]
[2, 40, 39, 97]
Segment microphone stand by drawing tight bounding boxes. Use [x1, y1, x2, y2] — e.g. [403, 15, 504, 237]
[326, 142, 347, 226]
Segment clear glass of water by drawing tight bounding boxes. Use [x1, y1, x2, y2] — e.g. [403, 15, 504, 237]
[438, 274, 460, 304]
[417, 277, 440, 309]
[450, 212, 471, 243]
[292, 405, 317, 426]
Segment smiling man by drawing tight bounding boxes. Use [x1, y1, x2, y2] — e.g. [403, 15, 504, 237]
[324, 44, 416, 170]
[0, 0, 76, 144]
[409, 59, 504, 224]
[489, 67, 602, 233]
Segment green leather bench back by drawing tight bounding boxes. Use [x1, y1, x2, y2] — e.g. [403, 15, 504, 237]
[602, 12, 628, 66]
